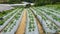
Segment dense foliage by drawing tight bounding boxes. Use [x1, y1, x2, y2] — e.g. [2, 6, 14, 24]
[35, 0, 60, 6]
[0, 0, 60, 5]
[9, 0, 22, 4]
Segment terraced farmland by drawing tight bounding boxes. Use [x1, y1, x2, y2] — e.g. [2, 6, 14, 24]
[0, 5, 60, 34]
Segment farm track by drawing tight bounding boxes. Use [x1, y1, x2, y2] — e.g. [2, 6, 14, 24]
[31, 9, 45, 34]
[36, 18, 45, 34]
[15, 9, 27, 34]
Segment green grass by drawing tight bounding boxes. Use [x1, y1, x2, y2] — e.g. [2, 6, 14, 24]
[0, 9, 14, 18]
[45, 4, 60, 10]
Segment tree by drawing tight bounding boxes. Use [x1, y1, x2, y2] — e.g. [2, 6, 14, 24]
[9, 0, 21, 4]
[35, 0, 60, 6]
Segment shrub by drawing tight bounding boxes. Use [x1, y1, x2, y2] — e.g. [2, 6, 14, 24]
[25, 4, 31, 8]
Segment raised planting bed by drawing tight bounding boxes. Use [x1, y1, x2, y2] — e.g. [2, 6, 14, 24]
[0, 8, 23, 31]
[37, 8, 60, 23]
[32, 7, 60, 27]
[1, 8, 23, 34]
[3, 8, 19, 18]
[25, 8, 39, 34]
[0, 8, 19, 25]
[39, 7, 60, 17]
[30, 7, 60, 34]
[40, 7, 60, 14]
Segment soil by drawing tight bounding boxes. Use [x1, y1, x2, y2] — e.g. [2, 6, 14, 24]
[15, 9, 27, 34]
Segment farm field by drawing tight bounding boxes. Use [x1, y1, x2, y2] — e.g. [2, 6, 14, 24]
[0, 5, 60, 34]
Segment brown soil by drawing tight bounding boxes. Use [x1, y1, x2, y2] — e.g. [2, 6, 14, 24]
[31, 10, 45, 34]
[15, 9, 27, 34]
[36, 19, 45, 34]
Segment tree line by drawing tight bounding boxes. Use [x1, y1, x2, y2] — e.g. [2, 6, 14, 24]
[35, 0, 60, 6]
[0, 0, 60, 5]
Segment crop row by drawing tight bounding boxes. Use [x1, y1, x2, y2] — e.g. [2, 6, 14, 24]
[30, 7, 60, 34]
[0, 8, 19, 25]
[0, 8, 23, 34]
[25, 8, 39, 34]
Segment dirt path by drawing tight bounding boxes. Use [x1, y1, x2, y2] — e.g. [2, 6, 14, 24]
[36, 18, 45, 34]
[15, 9, 27, 34]
[34, 16, 45, 34]
[31, 10, 45, 34]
